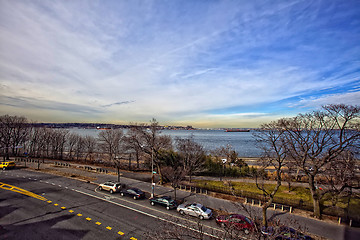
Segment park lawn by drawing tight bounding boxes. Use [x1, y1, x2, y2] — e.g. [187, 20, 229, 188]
[194, 179, 312, 203]
[193, 179, 360, 216]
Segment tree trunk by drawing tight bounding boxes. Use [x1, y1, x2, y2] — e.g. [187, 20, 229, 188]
[117, 167, 121, 182]
[136, 151, 139, 169]
[174, 186, 177, 201]
[262, 198, 273, 227]
[157, 165, 163, 185]
[309, 174, 321, 218]
[262, 205, 268, 228]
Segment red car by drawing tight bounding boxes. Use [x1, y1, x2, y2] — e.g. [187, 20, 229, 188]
[216, 214, 255, 234]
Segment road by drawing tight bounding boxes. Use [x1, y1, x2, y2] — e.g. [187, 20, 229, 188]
[1, 167, 360, 240]
[0, 169, 224, 240]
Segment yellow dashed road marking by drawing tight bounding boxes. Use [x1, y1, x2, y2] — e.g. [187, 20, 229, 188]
[0, 182, 135, 238]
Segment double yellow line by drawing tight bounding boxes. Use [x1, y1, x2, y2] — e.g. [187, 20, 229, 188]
[0, 182, 47, 201]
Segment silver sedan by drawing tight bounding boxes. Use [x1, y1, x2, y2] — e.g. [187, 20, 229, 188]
[177, 203, 213, 220]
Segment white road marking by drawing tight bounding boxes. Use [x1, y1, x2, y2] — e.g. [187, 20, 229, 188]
[74, 189, 224, 239]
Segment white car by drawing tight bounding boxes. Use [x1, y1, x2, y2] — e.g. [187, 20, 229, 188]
[98, 181, 121, 194]
[177, 203, 213, 220]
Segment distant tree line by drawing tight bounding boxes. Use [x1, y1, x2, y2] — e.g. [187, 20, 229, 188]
[0, 116, 252, 180]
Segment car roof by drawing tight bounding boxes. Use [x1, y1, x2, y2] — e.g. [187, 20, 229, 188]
[159, 196, 171, 200]
[190, 203, 204, 208]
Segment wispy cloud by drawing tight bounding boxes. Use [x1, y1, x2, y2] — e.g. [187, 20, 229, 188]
[101, 101, 135, 108]
[0, 0, 359, 127]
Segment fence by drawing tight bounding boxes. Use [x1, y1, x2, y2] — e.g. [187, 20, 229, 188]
[178, 183, 358, 226]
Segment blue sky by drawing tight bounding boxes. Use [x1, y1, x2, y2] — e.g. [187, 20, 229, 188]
[0, 0, 359, 128]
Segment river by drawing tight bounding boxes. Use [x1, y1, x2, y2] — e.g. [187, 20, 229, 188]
[68, 128, 262, 158]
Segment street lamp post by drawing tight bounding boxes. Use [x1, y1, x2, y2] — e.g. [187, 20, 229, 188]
[221, 158, 227, 181]
[151, 148, 155, 198]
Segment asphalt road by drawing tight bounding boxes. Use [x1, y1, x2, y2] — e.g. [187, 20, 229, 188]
[1, 167, 360, 240]
[0, 169, 225, 240]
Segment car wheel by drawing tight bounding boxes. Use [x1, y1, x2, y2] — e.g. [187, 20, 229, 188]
[151, 202, 155, 206]
[110, 189, 114, 194]
[180, 210, 185, 215]
[166, 206, 170, 210]
[120, 192, 124, 196]
[244, 229, 250, 235]
[199, 215, 204, 220]
[133, 196, 137, 200]
[99, 186, 102, 191]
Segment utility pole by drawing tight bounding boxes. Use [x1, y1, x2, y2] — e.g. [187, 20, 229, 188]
[151, 148, 155, 198]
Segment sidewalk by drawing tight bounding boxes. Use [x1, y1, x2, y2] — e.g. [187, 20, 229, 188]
[13, 159, 360, 240]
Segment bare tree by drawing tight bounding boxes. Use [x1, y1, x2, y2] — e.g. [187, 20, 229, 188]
[278, 104, 360, 218]
[253, 121, 288, 227]
[0, 115, 29, 160]
[66, 133, 79, 160]
[159, 150, 188, 200]
[143, 216, 212, 240]
[132, 119, 173, 184]
[98, 129, 124, 182]
[74, 135, 85, 162]
[176, 136, 206, 183]
[124, 124, 146, 169]
[322, 151, 360, 214]
[83, 135, 97, 163]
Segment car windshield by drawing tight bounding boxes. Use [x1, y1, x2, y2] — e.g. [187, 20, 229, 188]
[115, 184, 121, 187]
[201, 206, 208, 212]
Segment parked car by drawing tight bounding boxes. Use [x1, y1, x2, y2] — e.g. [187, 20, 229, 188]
[120, 188, 145, 200]
[0, 161, 16, 170]
[177, 203, 212, 220]
[149, 196, 177, 210]
[216, 214, 255, 234]
[98, 181, 122, 194]
[274, 226, 313, 240]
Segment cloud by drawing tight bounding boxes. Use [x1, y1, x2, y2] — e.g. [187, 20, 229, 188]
[101, 101, 135, 108]
[0, 0, 359, 127]
[0, 95, 103, 114]
[291, 91, 360, 109]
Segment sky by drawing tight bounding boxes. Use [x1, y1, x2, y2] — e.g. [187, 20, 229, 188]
[0, 0, 359, 128]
